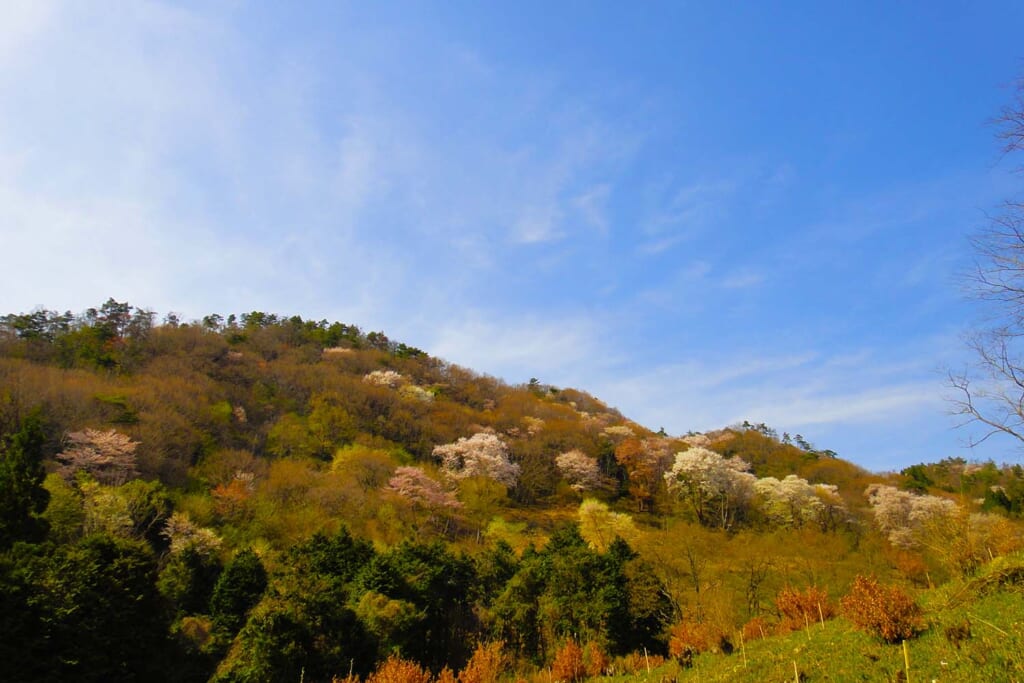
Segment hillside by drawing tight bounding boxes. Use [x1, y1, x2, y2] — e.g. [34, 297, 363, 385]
[1, 299, 1023, 683]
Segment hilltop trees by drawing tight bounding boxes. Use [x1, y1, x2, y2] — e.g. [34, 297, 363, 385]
[3, 297, 1024, 679]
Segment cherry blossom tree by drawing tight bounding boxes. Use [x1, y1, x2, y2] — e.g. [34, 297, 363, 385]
[556, 450, 608, 492]
[664, 447, 756, 529]
[386, 466, 463, 535]
[57, 428, 140, 485]
[363, 370, 406, 388]
[864, 484, 957, 548]
[433, 433, 520, 487]
[386, 466, 462, 511]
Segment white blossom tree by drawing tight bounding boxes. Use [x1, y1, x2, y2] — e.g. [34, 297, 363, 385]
[664, 447, 756, 529]
[864, 484, 958, 548]
[57, 428, 140, 485]
[752, 475, 820, 528]
[363, 370, 405, 388]
[555, 449, 608, 492]
[433, 433, 520, 487]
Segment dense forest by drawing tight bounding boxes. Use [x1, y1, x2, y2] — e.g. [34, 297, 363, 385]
[1, 300, 1023, 683]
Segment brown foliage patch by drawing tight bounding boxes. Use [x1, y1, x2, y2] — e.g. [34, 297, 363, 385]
[669, 620, 725, 664]
[775, 585, 835, 631]
[365, 656, 432, 683]
[840, 575, 923, 643]
[550, 640, 585, 683]
[741, 616, 769, 643]
[582, 641, 609, 677]
[459, 641, 508, 683]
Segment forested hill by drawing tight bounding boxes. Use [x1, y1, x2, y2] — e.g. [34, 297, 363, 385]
[2, 299, 1023, 683]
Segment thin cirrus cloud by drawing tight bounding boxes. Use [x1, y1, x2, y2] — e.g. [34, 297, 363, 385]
[1, 2, 1021, 471]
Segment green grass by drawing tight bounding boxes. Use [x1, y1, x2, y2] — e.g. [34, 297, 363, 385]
[618, 553, 1024, 682]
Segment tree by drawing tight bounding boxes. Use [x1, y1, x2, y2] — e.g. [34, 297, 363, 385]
[556, 450, 609, 493]
[210, 548, 268, 637]
[0, 409, 50, 549]
[56, 428, 140, 485]
[663, 447, 755, 529]
[949, 77, 1024, 447]
[614, 437, 673, 512]
[433, 433, 520, 487]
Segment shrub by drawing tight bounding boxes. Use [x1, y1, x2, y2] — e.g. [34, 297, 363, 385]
[741, 616, 769, 643]
[582, 641, 609, 677]
[459, 641, 508, 683]
[550, 640, 585, 682]
[840, 576, 924, 643]
[775, 585, 835, 631]
[668, 620, 724, 665]
[365, 656, 432, 683]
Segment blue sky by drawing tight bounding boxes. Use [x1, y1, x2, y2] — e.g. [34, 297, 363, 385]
[2, 1, 1023, 471]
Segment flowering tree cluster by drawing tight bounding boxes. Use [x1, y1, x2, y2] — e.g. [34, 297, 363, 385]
[556, 449, 608, 492]
[399, 384, 435, 402]
[681, 433, 712, 448]
[162, 511, 222, 557]
[363, 370, 406, 388]
[864, 484, 957, 548]
[664, 446, 756, 529]
[665, 448, 849, 531]
[386, 466, 462, 511]
[57, 428, 140, 485]
[433, 433, 520, 487]
[754, 475, 846, 530]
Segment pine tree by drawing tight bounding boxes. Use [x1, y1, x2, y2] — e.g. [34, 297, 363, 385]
[0, 409, 50, 549]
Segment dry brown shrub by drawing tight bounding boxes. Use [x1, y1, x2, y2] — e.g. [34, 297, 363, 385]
[582, 641, 609, 677]
[668, 620, 721, 660]
[741, 616, 769, 643]
[365, 656, 432, 683]
[550, 640, 585, 682]
[775, 585, 835, 631]
[459, 641, 508, 683]
[840, 575, 924, 643]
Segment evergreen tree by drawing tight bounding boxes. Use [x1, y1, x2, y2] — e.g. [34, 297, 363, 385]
[210, 548, 268, 636]
[0, 409, 50, 549]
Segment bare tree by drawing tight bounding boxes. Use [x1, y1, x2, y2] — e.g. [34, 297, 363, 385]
[949, 77, 1024, 446]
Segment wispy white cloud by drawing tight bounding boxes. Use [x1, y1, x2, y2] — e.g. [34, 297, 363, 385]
[587, 345, 946, 451]
[425, 312, 603, 381]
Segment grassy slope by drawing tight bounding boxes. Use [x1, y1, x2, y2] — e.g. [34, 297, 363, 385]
[624, 553, 1024, 683]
